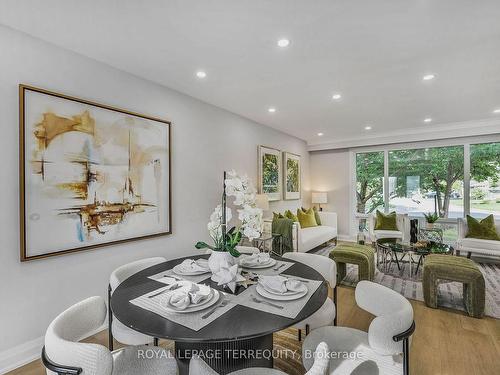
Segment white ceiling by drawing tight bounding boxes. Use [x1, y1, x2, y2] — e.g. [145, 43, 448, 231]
[2, 0, 500, 147]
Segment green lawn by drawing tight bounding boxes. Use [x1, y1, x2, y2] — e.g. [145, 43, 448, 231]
[451, 199, 500, 212]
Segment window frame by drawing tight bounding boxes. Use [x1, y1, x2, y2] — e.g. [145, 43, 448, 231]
[350, 135, 500, 231]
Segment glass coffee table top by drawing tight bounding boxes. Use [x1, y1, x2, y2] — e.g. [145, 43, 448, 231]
[377, 240, 454, 278]
[381, 241, 454, 255]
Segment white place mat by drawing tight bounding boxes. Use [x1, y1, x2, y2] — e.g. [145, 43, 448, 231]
[233, 276, 324, 319]
[129, 286, 236, 331]
[148, 268, 211, 284]
[239, 260, 294, 276]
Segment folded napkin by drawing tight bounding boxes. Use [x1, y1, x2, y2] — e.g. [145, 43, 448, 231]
[167, 283, 211, 310]
[212, 264, 245, 293]
[240, 253, 270, 267]
[178, 259, 209, 273]
[258, 275, 304, 294]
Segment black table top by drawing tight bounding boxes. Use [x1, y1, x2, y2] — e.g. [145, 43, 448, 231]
[111, 254, 328, 343]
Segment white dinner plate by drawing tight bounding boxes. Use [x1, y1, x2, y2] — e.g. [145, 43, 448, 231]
[173, 264, 210, 276]
[262, 282, 307, 296]
[256, 284, 307, 301]
[160, 289, 220, 313]
[239, 258, 277, 269]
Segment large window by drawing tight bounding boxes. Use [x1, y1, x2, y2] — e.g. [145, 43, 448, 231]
[355, 152, 384, 214]
[388, 146, 464, 219]
[353, 139, 500, 242]
[470, 142, 500, 219]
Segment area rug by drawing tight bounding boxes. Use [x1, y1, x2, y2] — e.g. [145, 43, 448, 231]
[314, 244, 500, 319]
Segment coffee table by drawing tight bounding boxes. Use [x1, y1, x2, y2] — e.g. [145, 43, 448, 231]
[377, 240, 454, 278]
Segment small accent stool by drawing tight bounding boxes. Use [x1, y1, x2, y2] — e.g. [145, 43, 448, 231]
[330, 243, 375, 284]
[423, 254, 485, 318]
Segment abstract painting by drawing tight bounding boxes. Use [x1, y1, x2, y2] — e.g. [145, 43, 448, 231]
[258, 145, 282, 201]
[19, 85, 171, 261]
[283, 152, 300, 200]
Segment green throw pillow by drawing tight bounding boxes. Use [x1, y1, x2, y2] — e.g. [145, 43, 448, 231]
[284, 209, 298, 222]
[297, 208, 318, 228]
[313, 206, 322, 225]
[466, 215, 500, 241]
[273, 212, 285, 221]
[374, 210, 398, 231]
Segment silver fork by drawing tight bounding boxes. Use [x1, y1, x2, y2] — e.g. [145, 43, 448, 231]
[273, 263, 286, 271]
[201, 298, 228, 319]
[250, 295, 283, 309]
[148, 284, 182, 298]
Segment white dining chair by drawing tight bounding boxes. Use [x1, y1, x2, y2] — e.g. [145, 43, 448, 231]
[302, 281, 415, 375]
[108, 257, 166, 350]
[189, 341, 330, 375]
[42, 296, 178, 375]
[282, 252, 337, 340]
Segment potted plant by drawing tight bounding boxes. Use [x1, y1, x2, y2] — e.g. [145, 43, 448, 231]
[423, 212, 439, 229]
[195, 171, 263, 278]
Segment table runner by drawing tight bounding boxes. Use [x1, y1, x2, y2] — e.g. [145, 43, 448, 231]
[233, 276, 323, 319]
[129, 286, 236, 331]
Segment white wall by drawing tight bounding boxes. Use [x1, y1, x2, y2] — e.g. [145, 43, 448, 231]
[0, 26, 310, 371]
[309, 150, 352, 239]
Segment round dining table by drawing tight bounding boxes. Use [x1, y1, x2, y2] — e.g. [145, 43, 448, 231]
[111, 254, 328, 375]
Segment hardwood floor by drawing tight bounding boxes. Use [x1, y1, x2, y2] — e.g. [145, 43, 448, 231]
[8, 286, 500, 375]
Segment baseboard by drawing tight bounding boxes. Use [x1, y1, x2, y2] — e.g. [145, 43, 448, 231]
[0, 323, 107, 374]
[0, 335, 44, 374]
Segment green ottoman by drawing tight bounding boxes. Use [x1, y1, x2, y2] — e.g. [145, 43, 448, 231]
[330, 243, 375, 284]
[423, 254, 485, 318]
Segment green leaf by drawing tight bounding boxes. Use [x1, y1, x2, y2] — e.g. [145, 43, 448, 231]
[228, 246, 241, 257]
[195, 241, 215, 250]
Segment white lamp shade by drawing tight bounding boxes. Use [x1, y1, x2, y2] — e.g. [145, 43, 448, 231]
[311, 192, 328, 204]
[255, 194, 270, 210]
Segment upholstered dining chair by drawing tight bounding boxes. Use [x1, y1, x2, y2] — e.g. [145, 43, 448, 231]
[189, 341, 330, 375]
[302, 281, 415, 375]
[108, 257, 166, 350]
[42, 296, 178, 375]
[282, 252, 337, 341]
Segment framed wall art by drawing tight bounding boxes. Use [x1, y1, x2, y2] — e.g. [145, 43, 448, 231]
[258, 145, 282, 201]
[283, 152, 301, 200]
[19, 85, 171, 261]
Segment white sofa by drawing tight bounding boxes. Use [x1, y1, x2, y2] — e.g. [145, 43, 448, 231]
[266, 211, 338, 253]
[456, 217, 500, 258]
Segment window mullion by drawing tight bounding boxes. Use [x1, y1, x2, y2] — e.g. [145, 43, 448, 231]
[464, 143, 471, 217]
[384, 150, 389, 213]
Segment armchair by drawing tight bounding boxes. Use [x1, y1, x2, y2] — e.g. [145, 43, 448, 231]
[369, 213, 409, 244]
[456, 217, 500, 258]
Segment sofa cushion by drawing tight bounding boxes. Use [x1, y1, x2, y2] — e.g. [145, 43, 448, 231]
[460, 238, 500, 252]
[466, 214, 500, 241]
[301, 207, 322, 225]
[297, 208, 318, 228]
[301, 225, 337, 250]
[373, 230, 403, 240]
[374, 210, 398, 231]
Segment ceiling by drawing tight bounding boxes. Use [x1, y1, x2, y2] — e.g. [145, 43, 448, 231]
[1, 0, 500, 147]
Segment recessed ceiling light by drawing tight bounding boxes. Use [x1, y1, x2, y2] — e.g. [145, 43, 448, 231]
[424, 118, 433, 123]
[364, 125, 372, 130]
[493, 108, 500, 114]
[317, 132, 324, 136]
[277, 39, 290, 48]
[268, 107, 276, 113]
[332, 94, 342, 100]
[196, 71, 206, 79]
[422, 73, 436, 81]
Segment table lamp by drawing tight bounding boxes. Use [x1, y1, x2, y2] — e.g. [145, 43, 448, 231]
[311, 192, 328, 211]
